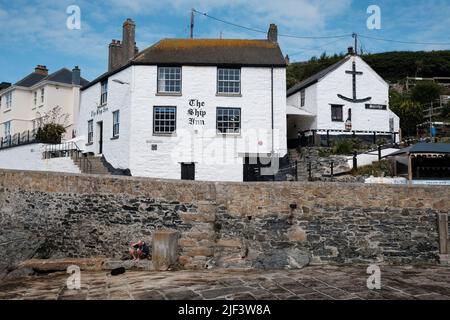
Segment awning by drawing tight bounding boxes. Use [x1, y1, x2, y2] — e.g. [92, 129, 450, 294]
[286, 105, 315, 117]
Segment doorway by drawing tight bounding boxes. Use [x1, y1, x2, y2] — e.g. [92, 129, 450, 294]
[97, 121, 103, 154]
[181, 163, 195, 180]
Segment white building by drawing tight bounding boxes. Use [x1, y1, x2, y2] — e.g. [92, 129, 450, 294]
[287, 49, 400, 147]
[0, 65, 89, 145]
[77, 20, 287, 182]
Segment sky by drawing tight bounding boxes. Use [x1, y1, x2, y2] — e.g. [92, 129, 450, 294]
[1, 0, 450, 82]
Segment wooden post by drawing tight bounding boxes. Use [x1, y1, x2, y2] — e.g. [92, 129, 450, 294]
[152, 230, 179, 271]
[353, 151, 357, 170]
[408, 155, 413, 182]
[437, 213, 449, 255]
[327, 130, 330, 147]
[295, 160, 298, 181]
[378, 145, 382, 161]
[373, 132, 377, 144]
[330, 161, 334, 180]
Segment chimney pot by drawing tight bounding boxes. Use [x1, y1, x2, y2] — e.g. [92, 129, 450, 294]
[268, 23, 278, 43]
[348, 47, 355, 55]
[35, 65, 49, 76]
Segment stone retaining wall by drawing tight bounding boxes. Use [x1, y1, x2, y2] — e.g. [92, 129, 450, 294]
[0, 169, 448, 273]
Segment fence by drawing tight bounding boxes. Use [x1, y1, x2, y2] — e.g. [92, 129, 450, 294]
[0, 130, 38, 150]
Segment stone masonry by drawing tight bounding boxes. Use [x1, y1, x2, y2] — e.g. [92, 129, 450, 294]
[0, 169, 449, 276]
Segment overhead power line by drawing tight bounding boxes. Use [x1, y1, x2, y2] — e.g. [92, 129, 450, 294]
[191, 9, 450, 47]
[358, 34, 450, 46]
[192, 9, 350, 40]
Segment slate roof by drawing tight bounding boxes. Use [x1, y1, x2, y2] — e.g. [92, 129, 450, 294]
[386, 143, 450, 157]
[134, 39, 286, 66]
[287, 56, 351, 97]
[83, 38, 286, 90]
[410, 143, 450, 154]
[15, 73, 47, 87]
[14, 68, 89, 88]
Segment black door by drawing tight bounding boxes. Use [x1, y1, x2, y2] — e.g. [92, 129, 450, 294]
[181, 163, 195, 180]
[97, 121, 103, 154]
[243, 156, 275, 182]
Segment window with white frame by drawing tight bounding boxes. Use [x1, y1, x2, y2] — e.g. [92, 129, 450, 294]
[4, 92, 12, 109]
[217, 68, 241, 94]
[157, 67, 181, 93]
[34, 92, 37, 106]
[100, 80, 108, 105]
[4, 121, 11, 137]
[87, 120, 94, 144]
[153, 106, 176, 134]
[216, 107, 241, 134]
[300, 89, 305, 107]
[40, 88, 44, 104]
[112, 110, 120, 137]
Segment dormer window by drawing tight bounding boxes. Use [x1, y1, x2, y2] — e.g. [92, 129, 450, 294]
[100, 80, 108, 105]
[157, 67, 181, 94]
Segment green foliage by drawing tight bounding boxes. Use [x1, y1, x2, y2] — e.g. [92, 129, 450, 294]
[331, 139, 353, 155]
[389, 97, 423, 137]
[36, 123, 66, 144]
[411, 81, 442, 104]
[352, 160, 393, 177]
[286, 52, 345, 89]
[287, 50, 450, 89]
[318, 148, 332, 157]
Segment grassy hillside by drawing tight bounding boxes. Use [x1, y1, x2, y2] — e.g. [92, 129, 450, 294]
[287, 50, 450, 89]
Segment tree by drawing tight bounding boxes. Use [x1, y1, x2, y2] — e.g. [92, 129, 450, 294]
[411, 81, 442, 104]
[390, 94, 424, 137]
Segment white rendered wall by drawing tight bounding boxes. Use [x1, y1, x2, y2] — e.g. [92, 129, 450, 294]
[0, 143, 80, 173]
[77, 67, 132, 171]
[128, 65, 287, 181]
[316, 56, 393, 133]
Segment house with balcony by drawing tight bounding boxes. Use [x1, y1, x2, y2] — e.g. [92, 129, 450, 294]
[0, 65, 89, 147]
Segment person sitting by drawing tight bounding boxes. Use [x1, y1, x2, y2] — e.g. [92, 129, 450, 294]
[129, 240, 150, 261]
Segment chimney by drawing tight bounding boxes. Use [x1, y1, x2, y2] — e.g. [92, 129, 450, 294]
[35, 65, 48, 76]
[72, 66, 81, 85]
[285, 55, 290, 65]
[348, 47, 355, 55]
[122, 18, 136, 64]
[267, 24, 278, 43]
[108, 39, 123, 72]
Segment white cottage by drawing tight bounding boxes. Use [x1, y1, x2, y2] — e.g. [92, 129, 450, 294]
[287, 48, 400, 147]
[77, 20, 287, 182]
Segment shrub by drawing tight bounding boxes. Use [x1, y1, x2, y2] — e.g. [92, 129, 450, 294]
[36, 123, 66, 144]
[331, 139, 353, 155]
[352, 160, 393, 177]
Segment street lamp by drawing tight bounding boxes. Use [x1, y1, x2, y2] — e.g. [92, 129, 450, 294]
[112, 79, 130, 85]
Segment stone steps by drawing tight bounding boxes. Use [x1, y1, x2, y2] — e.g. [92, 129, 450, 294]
[71, 155, 111, 175]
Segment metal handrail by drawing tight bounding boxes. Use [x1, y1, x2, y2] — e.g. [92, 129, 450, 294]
[42, 141, 92, 174]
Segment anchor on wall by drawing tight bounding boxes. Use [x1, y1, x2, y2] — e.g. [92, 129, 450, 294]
[337, 60, 371, 103]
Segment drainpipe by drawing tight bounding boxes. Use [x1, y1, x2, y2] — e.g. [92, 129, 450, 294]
[271, 67, 275, 182]
[271, 67, 274, 156]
